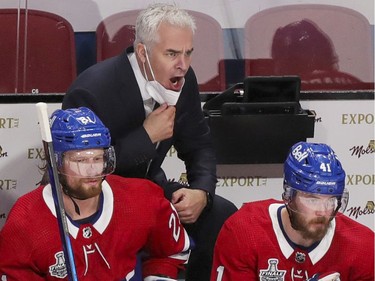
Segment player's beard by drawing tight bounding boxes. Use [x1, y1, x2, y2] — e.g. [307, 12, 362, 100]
[289, 210, 331, 241]
[60, 175, 103, 200]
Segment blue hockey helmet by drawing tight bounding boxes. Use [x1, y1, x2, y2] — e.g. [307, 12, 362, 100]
[283, 141, 349, 216]
[50, 107, 115, 177]
[51, 107, 111, 153]
[284, 141, 346, 196]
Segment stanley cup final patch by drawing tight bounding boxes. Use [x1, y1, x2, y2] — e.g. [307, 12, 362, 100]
[259, 258, 286, 281]
[49, 251, 68, 279]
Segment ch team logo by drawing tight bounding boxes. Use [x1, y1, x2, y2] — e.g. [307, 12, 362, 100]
[259, 258, 286, 281]
[49, 251, 68, 279]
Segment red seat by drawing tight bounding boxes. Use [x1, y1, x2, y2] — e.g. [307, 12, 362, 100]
[97, 24, 136, 63]
[0, 9, 76, 94]
[96, 9, 140, 62]
[96, 10, 226, 92]
[243, 4, 373, 91]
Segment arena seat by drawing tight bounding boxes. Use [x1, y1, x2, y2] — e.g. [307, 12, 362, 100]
[96, 9, 140, 62]
[96, 9, 226, 92]
[243, 4, 374, 90]
[0, 9, 76, 94]
[97, 24, 136, 63]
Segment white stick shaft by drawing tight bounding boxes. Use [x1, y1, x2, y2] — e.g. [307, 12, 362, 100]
[36, 102, 52, 142]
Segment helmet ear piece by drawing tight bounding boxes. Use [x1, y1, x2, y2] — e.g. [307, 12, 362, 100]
[282, 184, 294, 205]
[102, 146, 116, 174]
[338, 189, 349, 213]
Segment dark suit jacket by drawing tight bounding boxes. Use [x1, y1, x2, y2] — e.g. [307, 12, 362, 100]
[62, 48, 217, 196]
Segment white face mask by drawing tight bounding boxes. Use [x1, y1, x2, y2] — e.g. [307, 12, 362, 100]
[143, 46, 184, 106]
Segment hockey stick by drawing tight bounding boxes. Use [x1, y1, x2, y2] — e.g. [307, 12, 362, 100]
[36, 102, 78, 281]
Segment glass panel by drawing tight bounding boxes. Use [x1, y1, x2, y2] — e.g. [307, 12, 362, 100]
[243, 4, 374, 91]
[0, 1, 373, 94]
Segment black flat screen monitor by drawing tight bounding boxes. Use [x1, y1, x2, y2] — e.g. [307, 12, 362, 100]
[243, 76, 300, 103]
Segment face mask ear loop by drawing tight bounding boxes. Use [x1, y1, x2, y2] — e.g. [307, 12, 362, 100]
[142, 62, 150, 82]
[144, 45, 156, 81]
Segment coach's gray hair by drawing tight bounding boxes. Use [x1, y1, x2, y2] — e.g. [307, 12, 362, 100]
[134, 3, 196, 49]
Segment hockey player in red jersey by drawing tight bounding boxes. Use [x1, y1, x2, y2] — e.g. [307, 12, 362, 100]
[211, 142, 374, 281]
[0, 107, 191, 280]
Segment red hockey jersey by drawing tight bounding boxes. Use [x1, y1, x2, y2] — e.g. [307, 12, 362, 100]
[211, 199, 374, 281]
[0, 175, 190, 280]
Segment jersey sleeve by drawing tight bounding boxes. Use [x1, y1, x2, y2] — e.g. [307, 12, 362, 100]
[0, 202, 45, 281]
[141, 190, 191, 279]
[210, 212, 258, 281]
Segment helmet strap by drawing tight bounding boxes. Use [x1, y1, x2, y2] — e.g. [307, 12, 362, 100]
[69, 196, 81, 216]
[62, 185, 81, 216]
[329, 200, 341, 221]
